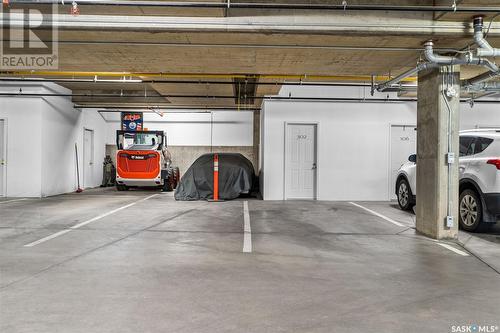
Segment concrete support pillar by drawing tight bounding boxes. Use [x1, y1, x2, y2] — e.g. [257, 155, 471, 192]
[416, 66, 460, 240]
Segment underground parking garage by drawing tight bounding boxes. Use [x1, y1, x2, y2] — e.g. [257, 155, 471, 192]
[1, 2, 500, 332]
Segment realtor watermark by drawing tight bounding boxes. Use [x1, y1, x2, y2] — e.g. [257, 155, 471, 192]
[0, 3, 58, 69]
[451, 325, 499, 333]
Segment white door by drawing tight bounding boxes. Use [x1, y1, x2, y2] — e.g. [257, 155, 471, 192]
[83, 129, 94, 188]
[0, 120, 5, 196]
[285, 124, 317, 200]
[390, 125, 416, 200]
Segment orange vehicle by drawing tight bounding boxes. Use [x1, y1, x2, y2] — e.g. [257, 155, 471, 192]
[115, 130, 179, 191]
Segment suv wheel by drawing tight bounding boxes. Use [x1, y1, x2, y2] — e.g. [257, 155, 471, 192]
[397, 178, 413, 211]
[459, 189, 483, 232]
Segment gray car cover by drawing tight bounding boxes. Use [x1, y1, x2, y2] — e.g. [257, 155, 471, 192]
[174, 153, 255, 201]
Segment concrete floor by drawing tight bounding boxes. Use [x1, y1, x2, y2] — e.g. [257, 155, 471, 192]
[1, 189, 500, 333]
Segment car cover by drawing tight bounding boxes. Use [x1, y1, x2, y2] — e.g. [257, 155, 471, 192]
[174, 153, 255, 201]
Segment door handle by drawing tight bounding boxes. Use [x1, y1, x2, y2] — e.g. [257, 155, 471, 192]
[312, 163, 317, 170]
[0, 160, 4, 166]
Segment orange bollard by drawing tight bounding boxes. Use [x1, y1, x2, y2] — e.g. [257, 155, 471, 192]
[213, 154, 219, 201]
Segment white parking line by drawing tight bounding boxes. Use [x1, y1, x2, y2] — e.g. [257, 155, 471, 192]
[243, 201, 252, 253]
[348, 202, 405, 227]
[436, 242, 469, 256]
[0, 198, 27, 205]
[24, 194, 159, 247]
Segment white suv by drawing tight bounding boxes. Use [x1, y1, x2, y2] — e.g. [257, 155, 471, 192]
[395, 129, 500, 231]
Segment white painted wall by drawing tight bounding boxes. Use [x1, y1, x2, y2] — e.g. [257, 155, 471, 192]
[0, 83, 107, 197]
[0, 89, 42, 197]
[261, 86, 500, 201]
[103, 111, 253, 146]
[80, 109, 107, 189]
[41, 98, 107, 196]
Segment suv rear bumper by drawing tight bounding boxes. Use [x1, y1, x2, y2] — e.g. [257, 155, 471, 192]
[483, 193, 500, 223]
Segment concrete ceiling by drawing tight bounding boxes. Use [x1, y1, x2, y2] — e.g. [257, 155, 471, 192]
[1, 1, 500, 108]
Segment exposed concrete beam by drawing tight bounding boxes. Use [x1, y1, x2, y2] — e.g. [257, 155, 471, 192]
[3, 13, 500, 36]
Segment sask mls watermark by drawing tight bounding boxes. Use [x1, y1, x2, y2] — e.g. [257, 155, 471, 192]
[1, 3, 58, 69]
[451, 325, 500, 333]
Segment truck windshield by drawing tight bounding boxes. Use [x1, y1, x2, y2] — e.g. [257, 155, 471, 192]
[119, 132, 162, 150]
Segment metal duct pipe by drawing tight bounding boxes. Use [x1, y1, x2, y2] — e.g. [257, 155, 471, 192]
[424, 40, 500, 90]
[96, 107, 261, 112]
[462, 17, 500, 88]
[0, 91, 418, 102]
[465, 81, 500, 92]
[0, 92, 416, 102]
[6, 0, 500, 12]
[0, 77, 375, 87]
[423, 41, 462, 65]
[0, 76, 423, 93]
[424, 40, 498, 72]
[4, 91, 495, 103]
[377, 38, 499, 93]
[465, 71, 500, 88]
[460, 17, 500, 88]
[75, 99, 500, 112]
[376, 62, 437, 92]
[473, 16, 500, 58]
[0, 71, 413, 83]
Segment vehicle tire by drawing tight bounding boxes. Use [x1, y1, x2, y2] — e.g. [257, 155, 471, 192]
[459, 189, 483, 232]
[116, 184, 129, 191]
[163, 168, 174, 192]
[173, 167, 180, 189]
[397, 178, 414, 211]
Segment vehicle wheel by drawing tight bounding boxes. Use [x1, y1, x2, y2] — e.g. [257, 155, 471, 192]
[116, 184, 128, 191]
[173, 167, 180, 189]
[459, 189, 483, 232]
[397, 178, 413, 211]
[163, 168, 174, 192]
